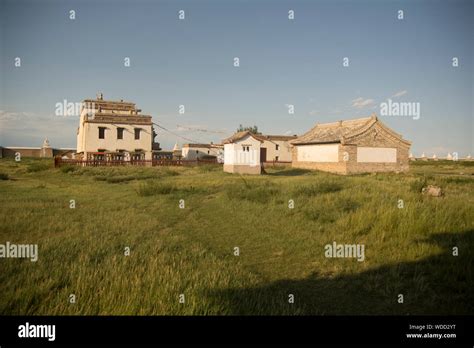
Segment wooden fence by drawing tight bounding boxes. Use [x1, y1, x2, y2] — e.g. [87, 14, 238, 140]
[54, 157, 220, 168]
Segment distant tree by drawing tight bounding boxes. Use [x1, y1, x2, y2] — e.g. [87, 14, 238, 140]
[237, 124, 260, 134]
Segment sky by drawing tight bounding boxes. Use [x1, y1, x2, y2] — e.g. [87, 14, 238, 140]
[1, 0, 473, 156]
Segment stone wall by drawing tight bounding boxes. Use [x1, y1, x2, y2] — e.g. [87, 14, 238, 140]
[1, 147, 75, 159]
[292, 123, 410, 175]
[1, 148, 43, 158]
[345, 123, 410, 173]
[291, 144, 348, 174]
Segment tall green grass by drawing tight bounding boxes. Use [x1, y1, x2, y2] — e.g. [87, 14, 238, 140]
[0, 159, 472, 315]
[137, 181, 176, 196]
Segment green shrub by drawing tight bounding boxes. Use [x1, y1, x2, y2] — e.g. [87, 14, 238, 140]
[27, 162, 50, 172]
[410, 177, 428, 193]
[60, 165, 78, 173]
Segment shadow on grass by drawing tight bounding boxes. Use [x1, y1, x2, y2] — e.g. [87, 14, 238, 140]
[267, 168, 313, 176]
[206, 230, 474, 315]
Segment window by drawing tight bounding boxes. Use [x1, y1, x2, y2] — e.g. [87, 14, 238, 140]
[276, 144, 279, 150]
[98, 127, 106, 139]
[134, 128, 141, 140]
[275, 156, 279, 161]
[117, 128, 124, 140]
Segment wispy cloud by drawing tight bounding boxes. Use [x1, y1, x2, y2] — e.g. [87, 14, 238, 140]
[175, 124, 200, 132]
[0, 110, 77, 147]
[391, 90, 408, 98]
[351, 97, 375, 109]
[175, 124, 227, 134]
[0, 110, 37, 121]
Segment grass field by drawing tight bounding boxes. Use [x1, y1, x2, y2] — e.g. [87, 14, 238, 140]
[0, 158, 473, 315]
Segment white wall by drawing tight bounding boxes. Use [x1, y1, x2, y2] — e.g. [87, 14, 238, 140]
[224, 134, 260, 166]
[182, 146, 222, 160]
[76, 113, 87, 153]
[78, 118, 153, 159]
[357, 147, 397, 163]
[224, 144, 236, 164]
[297, 144, 339, 162]
[83, 123, 152, 152]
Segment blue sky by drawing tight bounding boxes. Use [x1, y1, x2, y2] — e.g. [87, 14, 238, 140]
[1, 0, 472, 156]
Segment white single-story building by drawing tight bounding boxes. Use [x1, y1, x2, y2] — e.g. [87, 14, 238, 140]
[222, 131, 296, 174]
[182, 143, 223, 161]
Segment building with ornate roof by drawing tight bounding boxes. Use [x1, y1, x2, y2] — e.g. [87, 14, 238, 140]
[291, 114, 411, 174]
[76, 93, 157, 161]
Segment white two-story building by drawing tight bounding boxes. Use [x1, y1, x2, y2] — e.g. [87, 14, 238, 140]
[76, 93, 156, 161]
